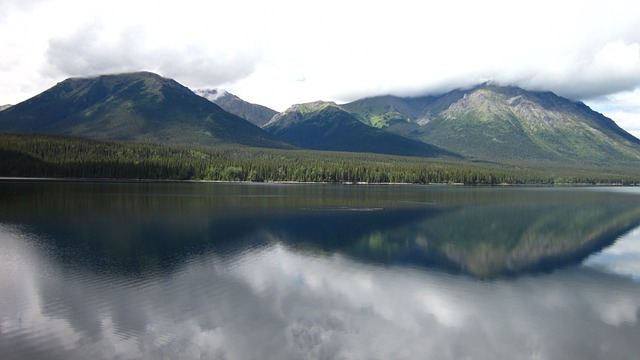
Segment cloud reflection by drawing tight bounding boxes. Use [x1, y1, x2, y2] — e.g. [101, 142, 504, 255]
[2, 225, 640, 360]
[584, 227, 640, 281]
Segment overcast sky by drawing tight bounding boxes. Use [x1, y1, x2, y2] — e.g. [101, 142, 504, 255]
[1, 0, 639, 137]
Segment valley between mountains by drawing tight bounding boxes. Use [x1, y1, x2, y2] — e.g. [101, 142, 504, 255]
[1, 72, 639, 184]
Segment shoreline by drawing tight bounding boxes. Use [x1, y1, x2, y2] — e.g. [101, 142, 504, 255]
[0, 176, 635, 187]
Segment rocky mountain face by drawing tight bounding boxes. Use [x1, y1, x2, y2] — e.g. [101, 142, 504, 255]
[343, 85, 640, 164]
[264, 101, 458, 158]
[195, 89, 277, 127]
[0, 72, 289, 149]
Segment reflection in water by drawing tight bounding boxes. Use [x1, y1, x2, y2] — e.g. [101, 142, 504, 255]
[585, 227, 640, 281]
[2, 225, 640, 360]
[271, 199, 640, 277]
[1, 182, 640, 359]
[2, 182, 640, 277]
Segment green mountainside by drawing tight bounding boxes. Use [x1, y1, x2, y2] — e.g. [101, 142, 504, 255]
[0, 72, 288, 149]
[195, 89, 277, 127]
[1, 73, 640, 177]
[343, 85, 640, 164]
[264, 101, 458, 158]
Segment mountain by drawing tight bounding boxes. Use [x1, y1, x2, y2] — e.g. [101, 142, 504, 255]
[0, 72, 289, 148]
[195, 89, 277, 127]
[264, 101, 458, 158]
[343, 84, 640, 164]
[0, 104, 11, 111]
[4, 74, 639, 165]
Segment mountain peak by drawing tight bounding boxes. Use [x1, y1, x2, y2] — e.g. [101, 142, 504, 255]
[265, 101, 339, 128]
[194, 88, 230, 102]
[51, 71, 190, 105]
[64, 71, 173, 85]
[0, 72, 289, 149]
[195, 88, 277, 127]
[285, 101, 339, 114]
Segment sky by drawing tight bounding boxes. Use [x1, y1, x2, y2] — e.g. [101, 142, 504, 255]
[1, 0, 639, 137]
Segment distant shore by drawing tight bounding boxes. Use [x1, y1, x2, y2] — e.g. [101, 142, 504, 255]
[0, 177, 635, 187]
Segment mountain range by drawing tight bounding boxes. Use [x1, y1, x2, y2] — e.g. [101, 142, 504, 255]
[342, 84, 640, 164]
[1, 72, 639, 166]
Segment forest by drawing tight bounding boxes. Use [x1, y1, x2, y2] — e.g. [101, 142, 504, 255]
[1, 133, 639, 185]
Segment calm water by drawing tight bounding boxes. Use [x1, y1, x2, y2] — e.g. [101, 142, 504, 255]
[1, 182, 640, 359]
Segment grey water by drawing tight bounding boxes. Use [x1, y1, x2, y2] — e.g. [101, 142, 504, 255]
[1, 182, 640, 359]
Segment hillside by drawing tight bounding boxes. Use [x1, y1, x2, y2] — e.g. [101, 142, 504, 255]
[0, 72, 289, 149]
[343, 85, 640, 164]
[195, 89, 277, 127]
[264, 101, 458, 158]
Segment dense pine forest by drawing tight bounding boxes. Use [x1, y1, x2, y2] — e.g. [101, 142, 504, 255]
[1, 133, 639, 185]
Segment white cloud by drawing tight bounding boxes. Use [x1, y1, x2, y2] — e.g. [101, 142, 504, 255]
[44, 22, 260, 87]
[586, 86, 640, 139]
[584, 227, 640, 280]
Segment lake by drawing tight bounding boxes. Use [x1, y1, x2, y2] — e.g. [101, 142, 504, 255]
[1, 181, 640, 359]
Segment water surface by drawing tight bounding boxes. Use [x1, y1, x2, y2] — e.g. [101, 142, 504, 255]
[1, 182, 639, 359]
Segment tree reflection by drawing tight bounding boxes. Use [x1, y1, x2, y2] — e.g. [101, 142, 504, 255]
[1, 182, 640, 277]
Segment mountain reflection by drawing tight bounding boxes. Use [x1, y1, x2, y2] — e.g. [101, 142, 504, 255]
[1, 182, 640, 277]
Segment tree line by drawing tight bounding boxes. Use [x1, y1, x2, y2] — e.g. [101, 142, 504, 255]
[1, 133, 639, 185]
